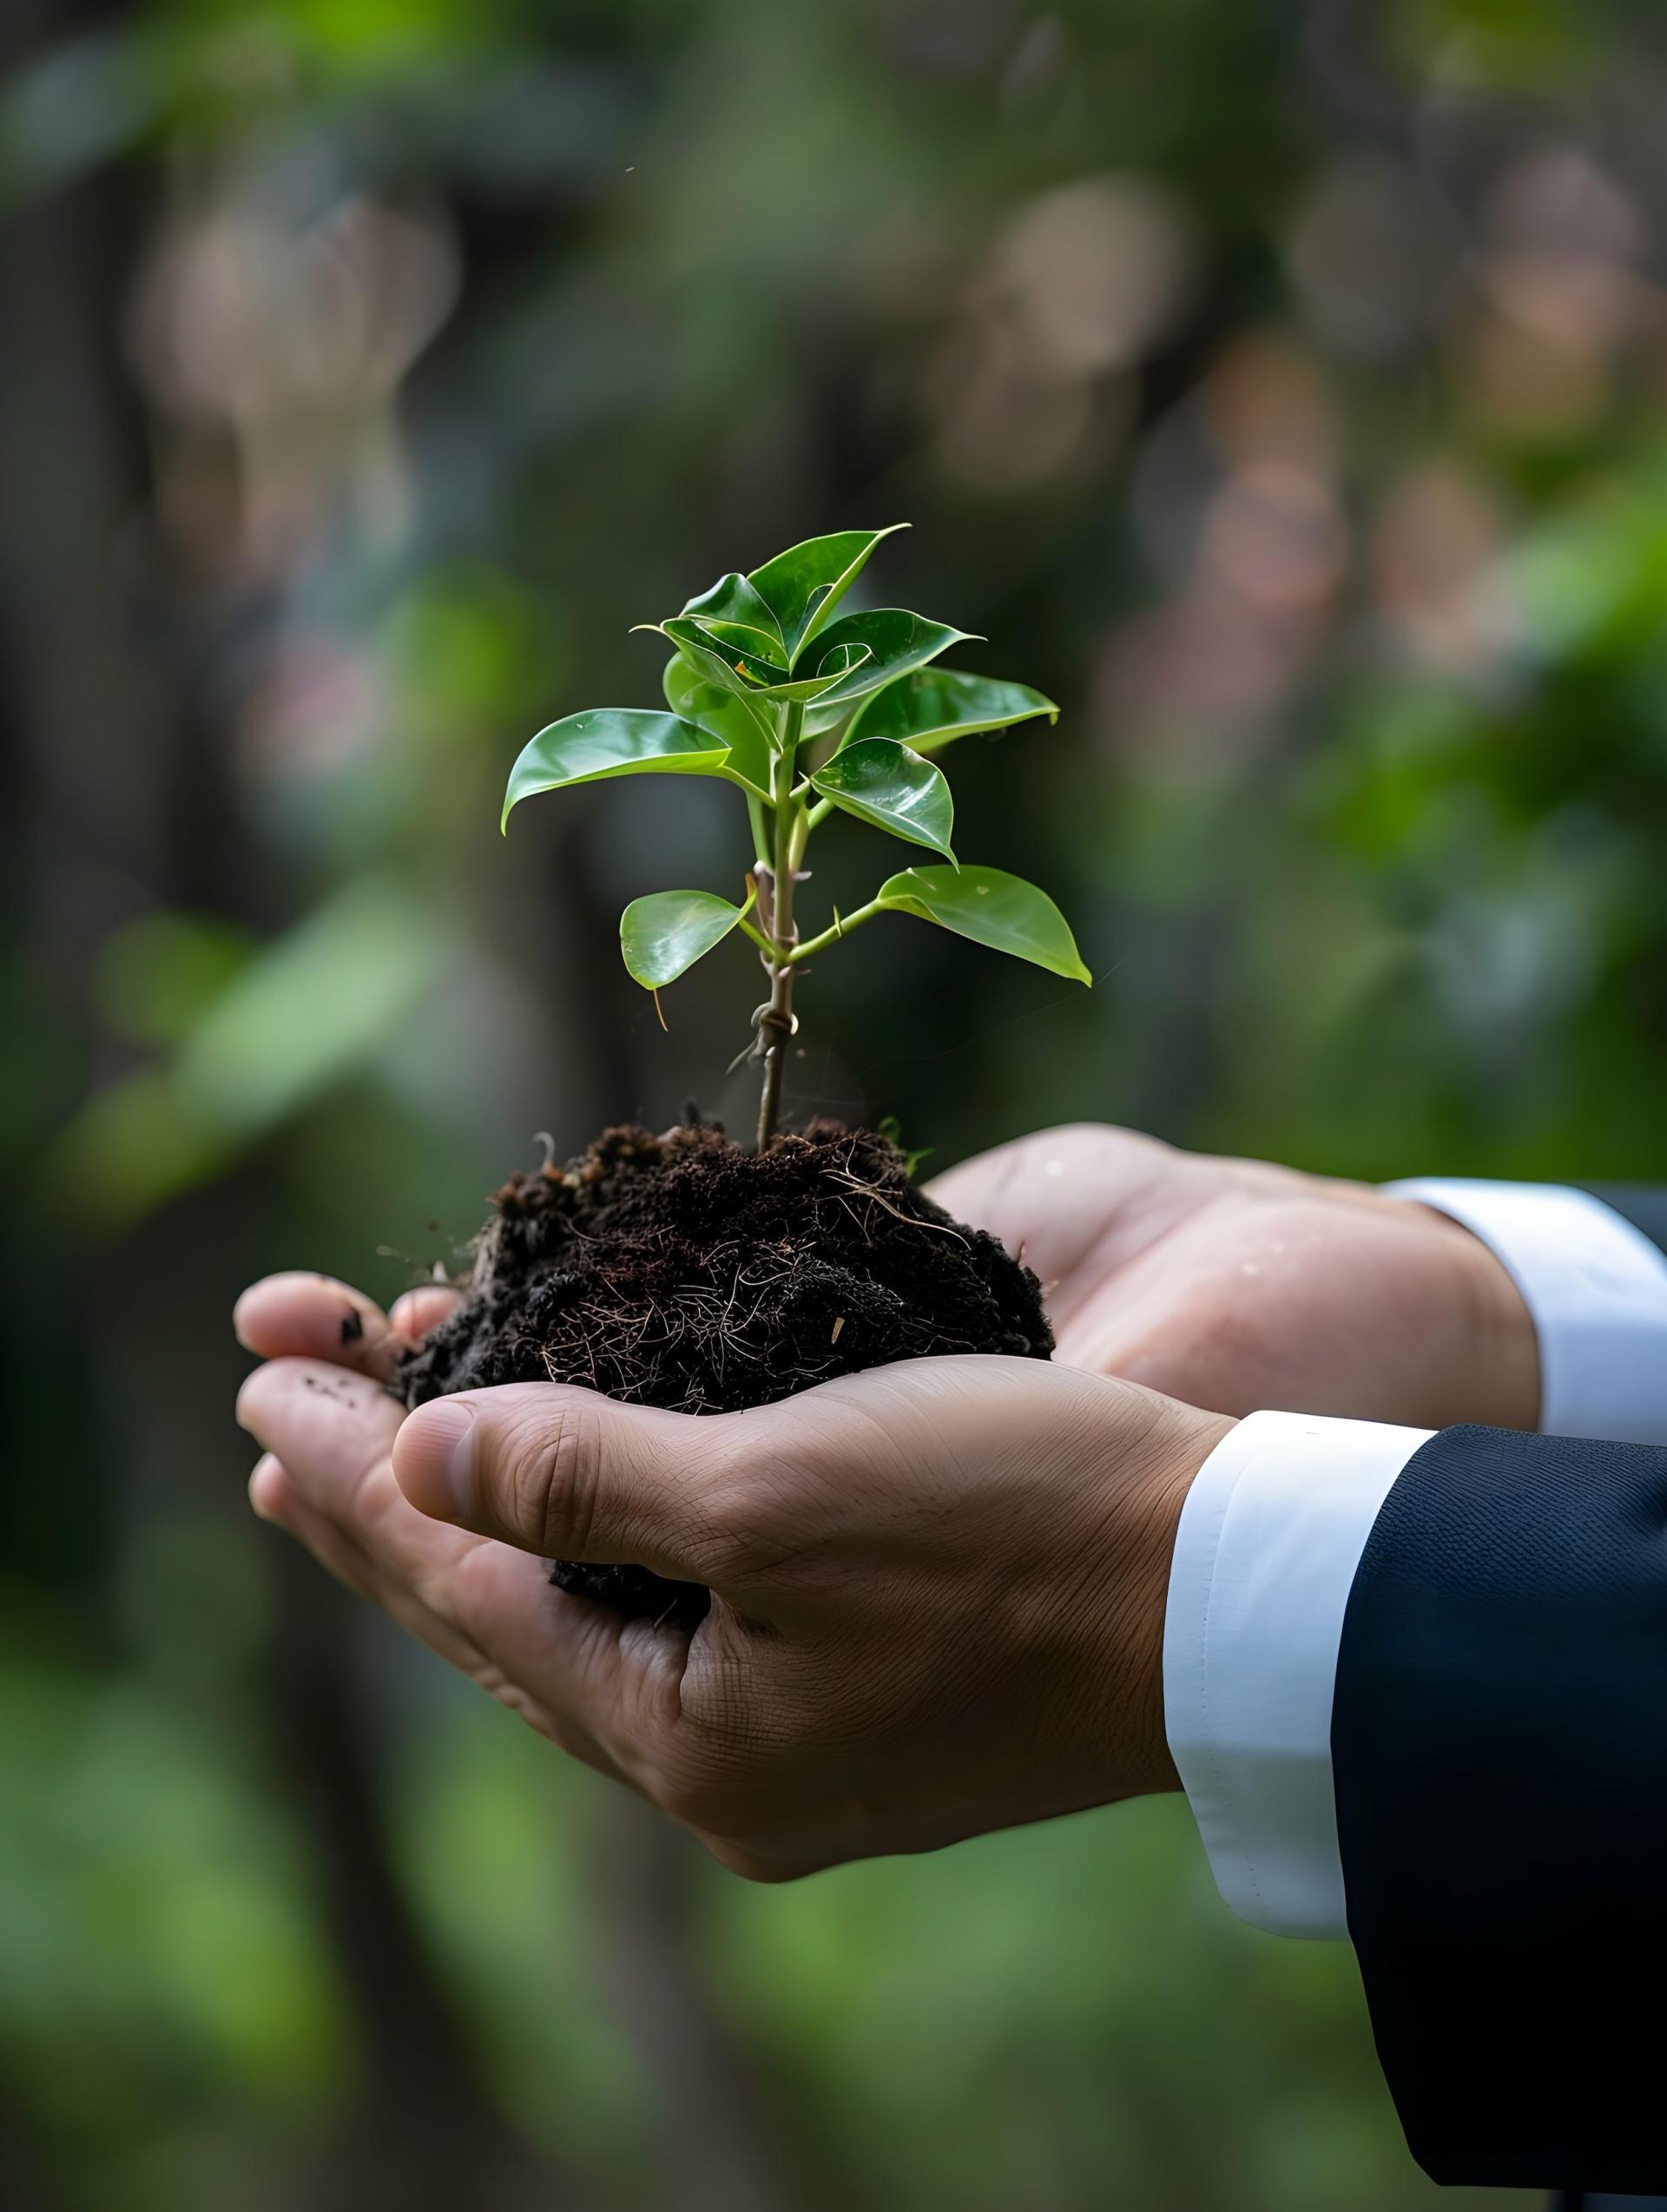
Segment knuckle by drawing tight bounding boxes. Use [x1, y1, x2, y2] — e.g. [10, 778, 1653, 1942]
[687, 1444, 813, 1582]
[691, 1468, 768, 1573]
[502, 1394, 597, 1554]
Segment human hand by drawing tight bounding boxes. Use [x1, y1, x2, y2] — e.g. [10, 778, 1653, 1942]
[234, 1271, 1227, 1877]
[926, 1124, 1539, 1431]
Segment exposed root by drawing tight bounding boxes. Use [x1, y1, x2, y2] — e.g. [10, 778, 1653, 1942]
[820, 1166, 970, 1244]
[401, 1121, 1048, 1422]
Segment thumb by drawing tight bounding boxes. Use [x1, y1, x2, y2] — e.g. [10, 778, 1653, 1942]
[392, 1383, 735, 1587]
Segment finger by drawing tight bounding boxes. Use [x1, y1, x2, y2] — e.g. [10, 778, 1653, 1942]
[267, 1452, 681, 1797]
[923, 1140, 1025, 1221]
[247, 1448, 504, 1671]
[239, 1355, 402, 1494]
[389, 1285, 461, 1342]
[249, 1451, 289, 1521]
[234, 1273, 413, 1382]
[392, 1382, 741, 1589]
[241, 1385, 675, 1786]
[237, 1357, 482, 1594]
[238, 1364, 626, 1672]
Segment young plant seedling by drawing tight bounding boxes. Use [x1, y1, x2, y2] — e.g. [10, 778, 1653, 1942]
[502, 525, 1089, 1146]
[405, 529, 1079, 1622]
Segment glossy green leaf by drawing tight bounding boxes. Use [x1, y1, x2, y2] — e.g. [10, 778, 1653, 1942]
[875, 865, 1090, 983]
[810, 739, 956, 863]
[801, 695, 862, 741]
[748, 524, 908, 665]
[662, 655, 774, 799]
[760, 642, 873, 700]
[503, 709, 730, 829]
[689, 620, 789, 676]
[678, 570, 785, 659]
[620, 889, 748, 989]
[801, 609, 977, 708]
[655, 622, 781, 748]
[685, 622, 871, 701]
[659, 619, 782, 707]
[845, 668, 1058, 754]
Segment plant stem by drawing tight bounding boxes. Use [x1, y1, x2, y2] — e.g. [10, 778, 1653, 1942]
[787, 897, 883, 964]
[755, 702, 804, 1149]
[745, 788, 771, 867]
[787, 800, 811, 874]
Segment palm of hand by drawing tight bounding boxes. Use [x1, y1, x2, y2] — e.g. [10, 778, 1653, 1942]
[928, 1124, 1536, 1432]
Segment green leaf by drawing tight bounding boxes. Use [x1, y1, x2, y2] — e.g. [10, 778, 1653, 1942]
[684, 622, 872, 701]
[845, 668, 1058, 754]
[748, 524, 908, 665]
[678, 570, 785, 659]
[800, 609, 977, 708]
[801, 696, 861, 741]
[662, 656, 774, 799]
[688, 619, 790, 679]
[764, 644, 874, 700]
[503, 709, 734, 830]
[875, 865, 1090, 983]
[652, 622, 783, 761]
[657, 619, 785, 717]
[620, 890, 748, 989]
[810, 739, 956, 863]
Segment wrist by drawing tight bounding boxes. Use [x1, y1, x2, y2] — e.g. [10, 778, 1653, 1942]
[1087, 1388, 1235, 1801]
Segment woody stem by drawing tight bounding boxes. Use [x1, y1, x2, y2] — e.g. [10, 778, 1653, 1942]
[755, 702, 804, 1149]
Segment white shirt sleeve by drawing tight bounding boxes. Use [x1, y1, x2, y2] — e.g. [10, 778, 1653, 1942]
[1163, 1411, 1430, 1939]
[1164, 1180, 1667, 1942]
[1383, 1179, 1667, 1445]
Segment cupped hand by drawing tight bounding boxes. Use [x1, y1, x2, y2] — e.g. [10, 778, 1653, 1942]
[234, 1271, 1227, 1877]
[927, 1124, 1539, 1432]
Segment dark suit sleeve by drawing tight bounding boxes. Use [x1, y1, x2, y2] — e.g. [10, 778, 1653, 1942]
[1582, 1184, 1667, 1257]
[1331, 1424, 1667, 2193]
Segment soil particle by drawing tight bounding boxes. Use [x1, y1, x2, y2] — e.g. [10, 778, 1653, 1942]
[397, 1121, 1051, 1629]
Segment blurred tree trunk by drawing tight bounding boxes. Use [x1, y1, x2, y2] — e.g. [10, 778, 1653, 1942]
[0, 9, 576, 2204]
[590, 1796, 816, 2212]
[270, 1552, 569, 2212]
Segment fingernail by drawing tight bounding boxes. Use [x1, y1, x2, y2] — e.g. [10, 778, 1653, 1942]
[248, 1456, 284, 1522]
[397, 1397, 478, 1519]
[234, 1368, 265, 1434]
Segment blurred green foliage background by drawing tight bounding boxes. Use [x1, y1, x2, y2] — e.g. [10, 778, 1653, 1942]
[4, 0, 1665, 2203]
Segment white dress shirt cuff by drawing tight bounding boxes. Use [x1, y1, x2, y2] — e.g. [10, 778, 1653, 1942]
[1163, 1410, 1432, 1939]
[1384, 1179, 1667, 1445]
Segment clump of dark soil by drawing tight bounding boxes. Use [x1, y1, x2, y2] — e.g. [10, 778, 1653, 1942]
[398, 1120, 1051, 1629]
